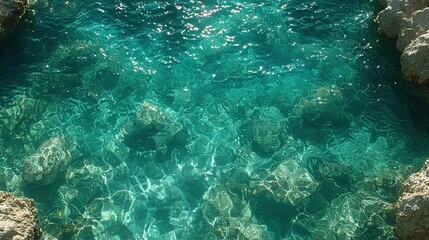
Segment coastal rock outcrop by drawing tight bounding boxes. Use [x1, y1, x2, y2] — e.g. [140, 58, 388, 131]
[0, 191, 41, 240]
[395, 160, 429, 239]
[0, 0, 28, 34]
[401, 33, 429, 88]
[377, 0, 429, 93]
[23, 136, 72, 186]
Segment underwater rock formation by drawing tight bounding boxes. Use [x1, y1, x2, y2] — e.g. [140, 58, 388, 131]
[23, 136, 72, 186]
[250, 158, 319, 206]
[238, 107, 287, 156]
[0, 0, 27, 34]
[0, 191, 41, 240]
[296, 87, 349, 129]
[198, 183, 274, 239]
[252, 119, 283, 154]
[120, 101, 183, 152]
[395, 160, 429, 240]
[294, 191, 394, 239]
[377, 0, 429, 93]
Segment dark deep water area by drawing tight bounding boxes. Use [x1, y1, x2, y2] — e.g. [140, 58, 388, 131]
[1, 0, 429, 239]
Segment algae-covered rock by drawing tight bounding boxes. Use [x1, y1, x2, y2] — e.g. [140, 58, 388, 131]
[395, 160, 429, 240]
[0, 191, 41, 240]
[120, 101, 183, 152]
[23, 136, 72, 186]
[0, 0, 28, 34]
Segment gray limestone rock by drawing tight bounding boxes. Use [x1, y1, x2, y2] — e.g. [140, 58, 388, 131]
[0, 191, 41, 240]
[401, 33, 429, 88]
[377, 0, 429, 40]
[395, 160, 429, 240]
[377, 7, 407, 39]
[397, 7, 429, 52]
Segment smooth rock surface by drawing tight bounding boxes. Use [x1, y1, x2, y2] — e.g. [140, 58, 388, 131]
[0, 0, 28, 34]
[395, 160, 429, 240]
[0, 191, 41, 240]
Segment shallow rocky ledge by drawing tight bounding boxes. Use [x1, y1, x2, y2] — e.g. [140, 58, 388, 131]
[377, 0, 429, 98]
[0, 191, 41, 240]
[0, 0, 28, 34]
[395, 160, 429, 240]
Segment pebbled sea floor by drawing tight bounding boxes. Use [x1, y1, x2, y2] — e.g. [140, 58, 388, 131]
[1, 0, 429, 239]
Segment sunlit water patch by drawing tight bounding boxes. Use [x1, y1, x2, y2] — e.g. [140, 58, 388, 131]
[1, 0, 429, 239]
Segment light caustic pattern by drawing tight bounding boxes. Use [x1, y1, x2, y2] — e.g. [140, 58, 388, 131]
[0, 0, 428, 239]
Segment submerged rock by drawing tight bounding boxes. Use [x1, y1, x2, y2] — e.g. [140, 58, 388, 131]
[0, 0, 28, 34]
[120, 101, 183, 152]
[0, 191, 41, 240]
[238, 107, 287, 156]
[198, 184, 274, 240]
[252, 119, 283, 154]
[395, 160, 429, 240]
[250, 158, 319, 206]
[297, 87, 349, 129]
[294, 191, 394, 239]
[23, 136, 72, 186]
[0, 96, 47, 141]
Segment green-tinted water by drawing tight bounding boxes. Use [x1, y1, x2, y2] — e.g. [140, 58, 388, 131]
[1, 0, 429, 239]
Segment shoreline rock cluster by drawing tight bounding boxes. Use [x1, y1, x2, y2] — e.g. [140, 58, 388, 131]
[377, 1, 429, 239]
[377, 0, 429, 97]
[0, 0, 28, 35]
[0, 191, 41, 240]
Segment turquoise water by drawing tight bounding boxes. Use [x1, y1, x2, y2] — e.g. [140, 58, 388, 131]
[1, 0, 429, 239]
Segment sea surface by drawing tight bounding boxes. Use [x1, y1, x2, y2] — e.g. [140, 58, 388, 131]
[1, 0, 429, 239]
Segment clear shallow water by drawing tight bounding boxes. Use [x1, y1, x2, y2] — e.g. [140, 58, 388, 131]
[1, 0, 429, 239]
